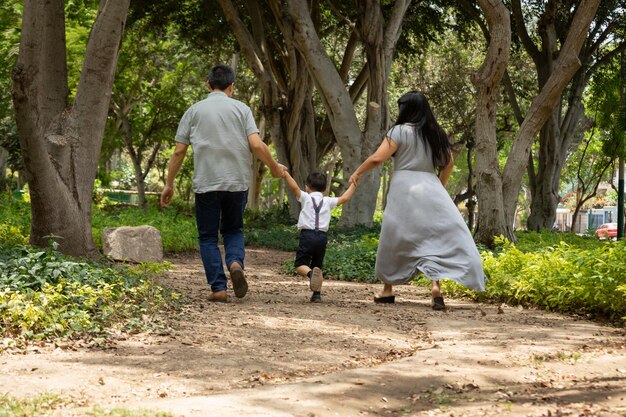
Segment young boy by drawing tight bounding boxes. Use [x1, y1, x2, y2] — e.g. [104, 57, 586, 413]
[283, 170, 356, 302]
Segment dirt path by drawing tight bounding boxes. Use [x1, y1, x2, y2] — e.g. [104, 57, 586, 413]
[1, 247, 625, 416]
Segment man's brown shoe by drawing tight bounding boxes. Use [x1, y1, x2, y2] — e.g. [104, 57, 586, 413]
[229, 265, 248, 298]
[208, 290, 228, 303]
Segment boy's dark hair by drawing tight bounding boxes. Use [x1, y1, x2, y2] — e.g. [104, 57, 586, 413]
[306, 172, 327, 192]
[208, 64, 236, 90]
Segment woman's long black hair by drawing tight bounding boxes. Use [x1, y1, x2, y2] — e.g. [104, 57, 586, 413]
[392, 91, 451, 170]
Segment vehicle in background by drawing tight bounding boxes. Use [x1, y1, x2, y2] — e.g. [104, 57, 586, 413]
[595, 223, 618, 239]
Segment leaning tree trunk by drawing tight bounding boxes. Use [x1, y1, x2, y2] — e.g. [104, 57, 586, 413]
[285, 0, 365, 224]
[12, 0, 130, 257]
[346, 0, 411, 227]
[218, 0, 320, 221]
[472, 0, 512, 247]
[286, 0, 411, 227]
[527, 77, 587, 230]
[501, 0, 601, 230]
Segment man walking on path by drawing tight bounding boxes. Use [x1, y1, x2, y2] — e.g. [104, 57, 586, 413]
[160, 64, 286, 302]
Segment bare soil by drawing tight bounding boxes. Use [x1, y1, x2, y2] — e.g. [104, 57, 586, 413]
[1, 247, 625, 416]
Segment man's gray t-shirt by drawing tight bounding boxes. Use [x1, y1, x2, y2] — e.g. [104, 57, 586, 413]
[175, 91, 259, 193]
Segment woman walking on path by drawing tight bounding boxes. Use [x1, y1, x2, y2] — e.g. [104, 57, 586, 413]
[349, 91, 486, 309]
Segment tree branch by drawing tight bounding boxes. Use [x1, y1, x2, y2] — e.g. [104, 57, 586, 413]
[587, 41, 626, 78]
[502, 0, 602, 213]
[511, 0, 541, 64]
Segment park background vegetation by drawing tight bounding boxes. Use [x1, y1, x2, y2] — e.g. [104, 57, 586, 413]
[1, 192, 624, 354]
[0, 0, 625, 360]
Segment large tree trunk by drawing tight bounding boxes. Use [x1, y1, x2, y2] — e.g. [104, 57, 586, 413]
[508, 0, 605, 231]
[515, 1, 576, 231]
[285, 0, 366, 225]
[286, 0, 411, 227]
[501, 0, 601, 230]
[218, 0, 320, 221]
[472, 0, 512, 247]
[220, 0, 410, 226]
[526, 74, 587, 230]
[349, 0, 411, 227]
[12, 0, 130, 257]
[527, 111, 562, 230]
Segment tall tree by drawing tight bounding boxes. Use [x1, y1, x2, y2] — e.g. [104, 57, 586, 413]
[216, 0, 321, 219]
[108, 25, 199, 208]
[472, 0, 512, 245]
[565, 130, 615, 231]
[285, 0, 412, 226]
[509, 0, 625, 230]
[463, 0, 601, 245]
[12, 0, 130, 257]
[501, 0, 602, 234]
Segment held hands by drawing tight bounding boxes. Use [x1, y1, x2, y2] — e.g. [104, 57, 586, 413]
[349, 172, 361, 186]
[270, 163, 288, 178]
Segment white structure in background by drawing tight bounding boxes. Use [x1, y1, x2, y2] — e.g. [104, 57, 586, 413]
[554, 206, 617, 234]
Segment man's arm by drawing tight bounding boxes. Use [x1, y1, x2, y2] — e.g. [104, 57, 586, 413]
[248, 132, 286, 178]
[160, 142, 189, 207]
[282, 171, 302, 200]
[337, 182, 356, 205]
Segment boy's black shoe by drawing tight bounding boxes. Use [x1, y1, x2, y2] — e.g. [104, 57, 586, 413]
[310, 291, 322, 303]
[310, 267, 323, 292]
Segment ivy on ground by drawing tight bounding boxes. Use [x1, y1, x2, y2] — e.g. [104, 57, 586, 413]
[0, 243, 180, 351]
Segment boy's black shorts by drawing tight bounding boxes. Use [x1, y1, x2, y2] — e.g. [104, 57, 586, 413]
[294, 229, 328, 270]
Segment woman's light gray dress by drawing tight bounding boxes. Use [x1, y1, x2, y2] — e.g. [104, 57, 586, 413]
[375, 124, 486, 291]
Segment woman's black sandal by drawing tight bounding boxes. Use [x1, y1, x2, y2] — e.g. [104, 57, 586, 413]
[432, 296, 446, 310]
[374, 295, 395, 304]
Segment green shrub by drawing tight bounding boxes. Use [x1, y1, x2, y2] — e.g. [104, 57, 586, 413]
[437, 237, 626, 325]
[323, 233, 379, 282]
[514, 230, 601, 252]
[281, 228, 380, 282]
[0, 393, 66, 417]
[0, 224, 28, 246]
[0, 243, 179, 348]
[0, 195, 31, 240]
[245, 204, 294, 227]
[245, 224, 299, 251]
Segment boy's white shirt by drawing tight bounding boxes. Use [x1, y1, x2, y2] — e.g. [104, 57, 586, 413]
[297, 191, 339, 232]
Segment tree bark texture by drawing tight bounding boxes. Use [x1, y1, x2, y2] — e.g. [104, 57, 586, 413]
[218, 0, 321, 221]
[286, 0, 411, 227]
[349, 0, 412, 227]
[503, 0, 601, 230]
[472, 0, 512, 246]
[12, 0, 130, 257]
[511, 0, 609, 231]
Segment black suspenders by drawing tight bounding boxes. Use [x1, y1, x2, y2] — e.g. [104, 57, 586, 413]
[311, 196, 324, 231]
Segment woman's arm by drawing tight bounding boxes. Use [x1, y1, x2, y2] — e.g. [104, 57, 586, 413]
[349, 137, 398, 186]
[438, 150, 454, 186]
